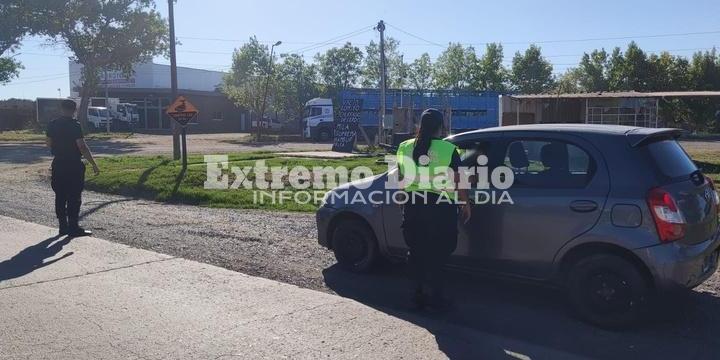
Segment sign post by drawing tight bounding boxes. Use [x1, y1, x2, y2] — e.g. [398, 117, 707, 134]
[166, 96, 199, 172]
[332, 99, 363, 153]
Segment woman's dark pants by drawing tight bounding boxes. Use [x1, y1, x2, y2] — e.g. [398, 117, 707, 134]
[402, 192, 458, 298]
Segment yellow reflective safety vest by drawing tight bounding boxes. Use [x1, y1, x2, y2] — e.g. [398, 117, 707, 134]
[396, 138, 458, 196]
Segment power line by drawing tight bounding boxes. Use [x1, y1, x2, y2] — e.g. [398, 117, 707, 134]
[385, 23, 444, 47]
[384, 24, 720, 47]
[290, 26, 374, 54]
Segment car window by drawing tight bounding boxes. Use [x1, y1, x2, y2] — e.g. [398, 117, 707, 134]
[503, 139, 594, 188]
[646, 139, 697, 179]
[311, 107, 323, 116]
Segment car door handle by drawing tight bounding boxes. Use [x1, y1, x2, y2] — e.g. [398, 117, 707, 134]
[570, 200, 598, 213]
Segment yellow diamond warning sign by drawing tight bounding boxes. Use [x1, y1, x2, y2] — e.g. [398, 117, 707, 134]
[166, 96, 199, 126]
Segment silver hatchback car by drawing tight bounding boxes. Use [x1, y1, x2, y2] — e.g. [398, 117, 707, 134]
[316, 124, 720, 328]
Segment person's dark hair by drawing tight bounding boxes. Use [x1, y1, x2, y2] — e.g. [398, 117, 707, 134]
[60, 100, 77, 112]
[413, 108, 443, 163]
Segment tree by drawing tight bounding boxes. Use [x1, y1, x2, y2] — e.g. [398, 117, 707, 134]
[647, 52, 690, 91]
[576, 49, 609, 92]
[475, 43, 507, 92]
[272, 54, 320, 125]
[606, 42, 651, 91]
[361, 37, 406, 88]
[684, 49, 720, 131]
[555, 68, 582, 93]
[510, 44, 554, 93]
[222, 36, 272, 137]
[314, 42, 363, 96]
[689, 49, 720, 91]
[47, 0, 168, 129]
[408, 53, 433, 92]
[434, 43, 477, 90]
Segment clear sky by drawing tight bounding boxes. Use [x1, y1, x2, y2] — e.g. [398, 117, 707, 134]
[2, 0, 720, 100]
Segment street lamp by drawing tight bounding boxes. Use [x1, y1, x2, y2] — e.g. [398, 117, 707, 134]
[258, 41, 282, 141]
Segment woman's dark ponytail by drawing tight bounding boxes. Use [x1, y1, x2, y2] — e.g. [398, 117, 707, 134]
[413, 108, 443, 163]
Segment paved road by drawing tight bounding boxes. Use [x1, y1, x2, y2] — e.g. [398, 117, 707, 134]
[2, 215, 581, 359]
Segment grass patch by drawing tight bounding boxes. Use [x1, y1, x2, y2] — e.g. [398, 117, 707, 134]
[86, 152, 389, 212]
[0, 129, 134, 142]
[86, 146, 720, 213]
[687, 147, 720, 183]
[0, 130, 46, 142]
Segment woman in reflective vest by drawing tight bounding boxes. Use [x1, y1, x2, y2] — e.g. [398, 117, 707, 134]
[396, 108, 471, 310]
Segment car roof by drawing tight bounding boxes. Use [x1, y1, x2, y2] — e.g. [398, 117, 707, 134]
[448, 124, 682, 144]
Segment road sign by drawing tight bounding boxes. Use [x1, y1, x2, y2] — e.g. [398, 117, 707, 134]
[166, 96, 198, 126]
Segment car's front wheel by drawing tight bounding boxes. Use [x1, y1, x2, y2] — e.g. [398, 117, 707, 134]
[317, 128, 332, 142]
[331, 218, 378, 273]
[567, 254, 650, 329]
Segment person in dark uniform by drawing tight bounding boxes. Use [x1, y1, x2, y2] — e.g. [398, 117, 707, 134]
[46, 100, 100, 237]
[396, 109, 471, 310]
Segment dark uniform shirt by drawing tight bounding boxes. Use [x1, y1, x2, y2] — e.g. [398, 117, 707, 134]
[46, 117, 83, 161]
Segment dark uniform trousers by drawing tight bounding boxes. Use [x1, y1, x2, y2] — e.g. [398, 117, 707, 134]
[402, 191, 459, 294]
[51, 159, 85, 226]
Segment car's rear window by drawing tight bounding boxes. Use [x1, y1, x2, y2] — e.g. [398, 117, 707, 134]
[646, 139, 697, 178]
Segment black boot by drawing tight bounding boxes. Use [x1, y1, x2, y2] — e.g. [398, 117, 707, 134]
[58, 217, 69, 236]
[68, 218, 92, 237]
[410, 287, 428, 311]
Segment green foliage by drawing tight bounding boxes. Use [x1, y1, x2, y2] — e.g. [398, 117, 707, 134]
[0, 57, 22, 84]
[555, 68, 582, 94]
[272, 54, 320, 122]
[408, 53, 433, 91]
[40, 0, 169, 130]
[223, 36, 272, 122]
[361, 37, 406, 88]
[475, 43, 507, 92]
[314, 42, 364, 95]
[510, 45, 554, 94]
[576, 49, 609, 92]
[434, 43, 477, 90]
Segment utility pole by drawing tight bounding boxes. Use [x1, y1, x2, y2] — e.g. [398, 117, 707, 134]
[377, 20, 386, 146]
[168, 0, 180, 160]
[104, 68, 110, 133]
[258, 41, 282, 142]
[399, 54, 404, 108]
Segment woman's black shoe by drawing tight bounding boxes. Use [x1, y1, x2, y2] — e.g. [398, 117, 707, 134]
[410, 289, 428, 311]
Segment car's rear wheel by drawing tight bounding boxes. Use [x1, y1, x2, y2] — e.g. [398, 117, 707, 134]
[567, 254, 649, 329]
[331, 218, 378, 273]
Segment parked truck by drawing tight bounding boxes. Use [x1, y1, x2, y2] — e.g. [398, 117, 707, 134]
[301, 89, 501, 143]
[302, 98, 334, 141]
[89, 97, 139, 127]
[36, 97, 139, 131]
[36, 98, 109, 129]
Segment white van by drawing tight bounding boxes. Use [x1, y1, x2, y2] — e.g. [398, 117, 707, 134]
[87, 106, 111, 129]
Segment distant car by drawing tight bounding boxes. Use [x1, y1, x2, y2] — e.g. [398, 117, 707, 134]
[252, 117, 282, 131]
[316, 124, 720, 328]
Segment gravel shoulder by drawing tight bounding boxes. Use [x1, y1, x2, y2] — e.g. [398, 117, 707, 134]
[0, 164, 334, 291]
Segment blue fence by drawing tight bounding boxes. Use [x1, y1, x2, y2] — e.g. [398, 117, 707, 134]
[339, 88, 501, 131]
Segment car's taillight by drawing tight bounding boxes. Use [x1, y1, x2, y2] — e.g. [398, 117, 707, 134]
[647, 187, 686, 243]
[705, 176, 720, 214]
